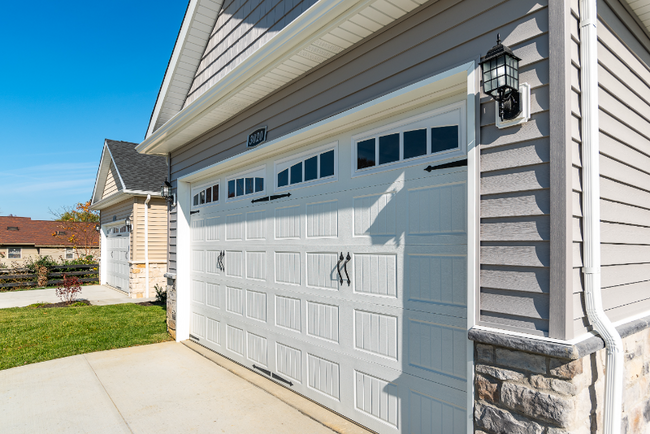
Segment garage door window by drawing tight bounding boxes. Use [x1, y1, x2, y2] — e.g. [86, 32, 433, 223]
[354, 103, 464, 174]
[227, 167, 265, 200]
[193, 183, 220, 208]
[275, 143, 337, 190]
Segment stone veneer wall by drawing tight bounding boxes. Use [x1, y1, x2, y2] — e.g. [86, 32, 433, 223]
[166, 276, 177, 340]
[474, 327, 650, 434]
[127, 262, 166, 299]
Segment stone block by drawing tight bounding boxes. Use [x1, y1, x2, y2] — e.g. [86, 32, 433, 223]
[501, 382, 574, 428]
[477, 344, 494, 363]
[132, 268, 141, 274]
[495, 348, 547, 374]
[549, 358, 583, 380]
[529, 375, 551, 391]
[477, 364, 525, 382]
[550, 378, 577, 396]
[474, 403, 543, 434]
[136, 263, 146, 269]
[476, 374, 499, 404]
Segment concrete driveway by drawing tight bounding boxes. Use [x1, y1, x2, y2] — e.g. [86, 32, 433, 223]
[0, 284, 153, 309]
[0, 342, 367, 434]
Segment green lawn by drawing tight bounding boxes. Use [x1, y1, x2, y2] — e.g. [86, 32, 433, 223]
[0, 303, 171, 371]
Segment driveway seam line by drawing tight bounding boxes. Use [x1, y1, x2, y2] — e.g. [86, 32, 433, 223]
[83, 354, 135, 434]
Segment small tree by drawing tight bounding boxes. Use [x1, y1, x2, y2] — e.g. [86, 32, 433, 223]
[51, 201, 99, 259]
[56, 274, 82, 305]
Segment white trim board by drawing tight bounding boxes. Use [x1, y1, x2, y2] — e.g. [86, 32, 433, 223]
[138, 0, 436, 155]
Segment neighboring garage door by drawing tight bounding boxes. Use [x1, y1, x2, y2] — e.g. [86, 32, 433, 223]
[189, 103, 468, 434]
[106, 227, 129, 293]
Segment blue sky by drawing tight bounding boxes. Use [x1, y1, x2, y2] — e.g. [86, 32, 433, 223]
[0, 1, 188, 220]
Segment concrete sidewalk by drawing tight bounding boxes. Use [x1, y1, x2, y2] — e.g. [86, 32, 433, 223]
[0, 342, 344, 434]
[0, 284, 154, 308]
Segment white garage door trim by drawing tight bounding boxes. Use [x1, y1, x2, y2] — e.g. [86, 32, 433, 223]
[176, 61, 479, 434]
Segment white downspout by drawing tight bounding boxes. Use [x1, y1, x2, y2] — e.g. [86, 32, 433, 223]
[580, 1, 624, 433]
[145, 194, 151, 299]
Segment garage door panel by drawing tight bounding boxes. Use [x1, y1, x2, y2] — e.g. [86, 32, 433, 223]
[246, 210, 267, 239]
[189, 106, 469, 433]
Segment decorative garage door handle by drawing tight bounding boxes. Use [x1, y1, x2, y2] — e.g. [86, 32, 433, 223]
[125, 252, 128, 260]
[336, 253, 351, 286]
[217, 251, 225, 272]
[336, 253, 344, 284]
[342, 253, 351, 286]
[111, 251, 114, 258]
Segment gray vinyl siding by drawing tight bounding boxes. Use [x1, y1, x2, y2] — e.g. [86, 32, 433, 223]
[168, 0, 552, 335]
[184, 0, 319, 108]
[573, 0, 650, 336]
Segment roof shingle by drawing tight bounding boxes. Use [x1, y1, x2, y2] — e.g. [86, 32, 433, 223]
[106, 139, 168, 193]
[0, 217, 99, 247]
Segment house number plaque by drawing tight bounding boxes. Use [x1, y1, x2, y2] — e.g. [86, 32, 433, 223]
[247, 126, 267, 147]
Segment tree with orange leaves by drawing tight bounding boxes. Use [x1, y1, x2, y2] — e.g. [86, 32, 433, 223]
[51, 201, 100, 259]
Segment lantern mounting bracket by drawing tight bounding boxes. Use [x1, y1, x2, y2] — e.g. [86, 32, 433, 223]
[495, 83, 531, 129]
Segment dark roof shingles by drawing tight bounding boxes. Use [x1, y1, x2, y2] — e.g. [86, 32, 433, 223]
[106, 139, 168, 193]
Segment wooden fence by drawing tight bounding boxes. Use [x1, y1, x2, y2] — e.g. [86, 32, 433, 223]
[0, 264, 99, 289]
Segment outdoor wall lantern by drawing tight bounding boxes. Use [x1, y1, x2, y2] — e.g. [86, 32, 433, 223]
[124, 216, 132, 233]
[480, 34, 530, 128]
[160, 180, 176, 206]
[94, 224, 101, 232]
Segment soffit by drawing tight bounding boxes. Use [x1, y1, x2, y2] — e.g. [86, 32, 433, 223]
[138, 0, 433, 155]
[623, 0, 650, 34]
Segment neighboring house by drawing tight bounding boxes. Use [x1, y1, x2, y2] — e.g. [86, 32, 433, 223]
[90, 139, 169, 298]
[136, 1, 650, 433]
[0, 216, 98, 266]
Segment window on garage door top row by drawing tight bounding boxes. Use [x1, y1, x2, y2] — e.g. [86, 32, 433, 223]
[276, 146, 336, 189]
[227, 167, 265, 199]
[355, 106, 463, 172]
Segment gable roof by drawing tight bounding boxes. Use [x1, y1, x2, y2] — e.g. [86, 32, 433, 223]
[146, 0, 225, 138]
[0, 217, 99, 248]
[91, 139, 168, 209]
[138, 0, 435, 155]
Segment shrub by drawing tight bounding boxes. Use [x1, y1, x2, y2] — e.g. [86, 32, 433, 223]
[154, 284, 167, 305]
[56, 275, 82, 305]
[24, 255, 58, 273]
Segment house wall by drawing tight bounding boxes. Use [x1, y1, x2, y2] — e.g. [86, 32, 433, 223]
[184, 0, 320, 108]
[102, 161, 121, 199]
[572, 0, 650, 337]
[132, 197, 168, 263]
[167, 0, 554, 336]
[0, 246, 39, 266]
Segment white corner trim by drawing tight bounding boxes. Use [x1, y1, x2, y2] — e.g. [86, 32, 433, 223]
[495, 83, 531, 129]
[465, 58, 479, 434]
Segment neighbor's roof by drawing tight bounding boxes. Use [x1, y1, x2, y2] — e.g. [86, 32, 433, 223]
[90, 139, 168, 209]
[0, 217, 99, 247]
[105, 139, 168, 192]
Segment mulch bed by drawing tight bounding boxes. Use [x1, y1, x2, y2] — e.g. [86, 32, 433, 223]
[35, 300, 92, 309]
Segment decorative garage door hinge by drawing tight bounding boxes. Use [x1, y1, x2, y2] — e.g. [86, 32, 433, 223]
[251, 192, 291, 203]
[424, 158, 467, 172]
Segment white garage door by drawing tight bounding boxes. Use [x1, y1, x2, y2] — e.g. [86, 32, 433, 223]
[189, 103, 468, 434]
[106, 228, 129, 294]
